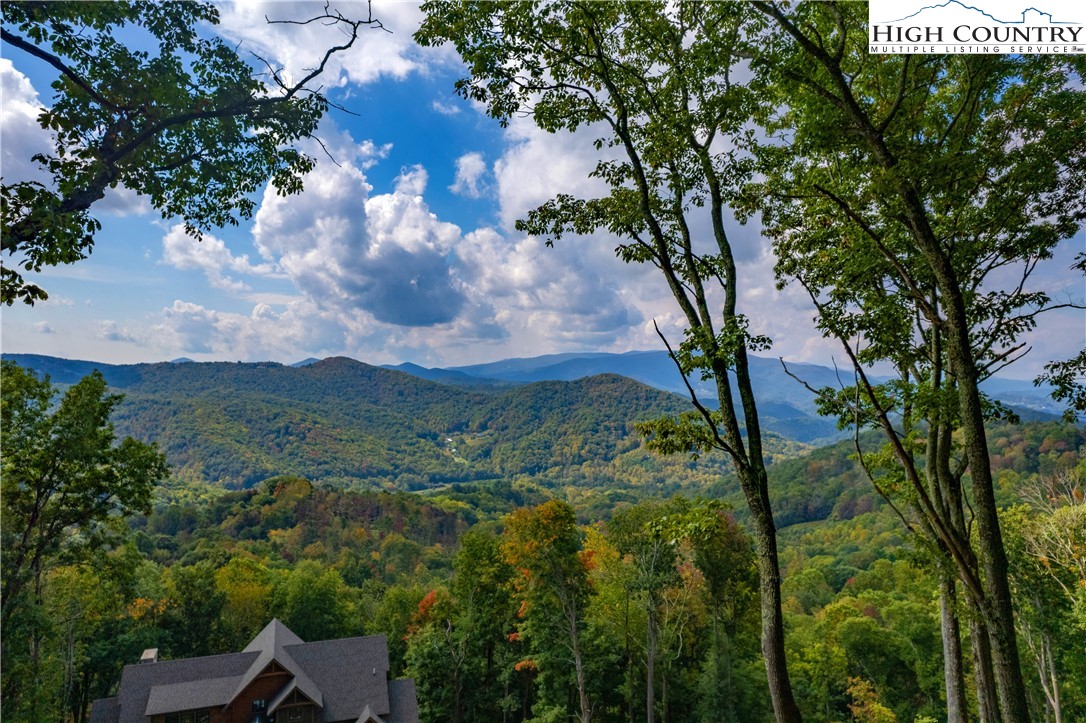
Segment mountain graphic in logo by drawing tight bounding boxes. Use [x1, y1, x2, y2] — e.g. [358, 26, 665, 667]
[884, 1, 1074, 25]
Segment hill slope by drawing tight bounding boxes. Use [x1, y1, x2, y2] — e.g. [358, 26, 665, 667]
[9, 354, 797, 494]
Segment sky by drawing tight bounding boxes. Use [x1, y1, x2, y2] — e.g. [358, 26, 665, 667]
[1, 1, 1082, 375]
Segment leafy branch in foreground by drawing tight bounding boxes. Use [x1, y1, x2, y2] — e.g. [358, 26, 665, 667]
[1, 1, 384, 304]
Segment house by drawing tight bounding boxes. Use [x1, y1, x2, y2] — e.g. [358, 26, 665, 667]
[89, 619, 418, 723]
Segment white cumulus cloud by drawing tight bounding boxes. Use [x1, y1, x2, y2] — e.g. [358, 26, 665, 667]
[449, 152, 488, 198]
[162, 225, 281, 291]
[432, 100, 462, 116]
[97, 320, 140, 345]
[155, 299, 350, 360]
[0, 59, 51, 185]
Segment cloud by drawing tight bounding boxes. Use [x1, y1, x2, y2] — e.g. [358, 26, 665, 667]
[212, 118, 646, 361]
[0, 59, 51, 185]
[484, 104, 798, 358]
[155, 299, 350, 360]
[97, 320, 140, 344]
[96, 185, 153, 217]
[394, 165, 430, 196]
[355, 140, 394, 169]
[455, 227, 643, 348]
[493, 116, 613, 232]
[449, 152, 488, 198]
[149, 108, 752, 366]
[33, 321, 54, 335]
[432, 100, 462, 116]
[161, 224, 280, 291]
[253, 136, 468, 327]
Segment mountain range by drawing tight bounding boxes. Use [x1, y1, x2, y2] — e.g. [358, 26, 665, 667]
[3, 351, 1060, 496]
[0, 354, 728, 494]
[387, 349, 1059, 428]
[8, 350, 1060, 442]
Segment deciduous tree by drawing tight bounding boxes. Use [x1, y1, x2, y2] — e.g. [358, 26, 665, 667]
[748, 3, 1085, 719]
[501, 500, 593, 722]
[1, 361, 166, 712]
[417, 4, 802, 717]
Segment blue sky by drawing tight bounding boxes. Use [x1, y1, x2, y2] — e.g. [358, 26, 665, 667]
[2, 1, 1082, 375]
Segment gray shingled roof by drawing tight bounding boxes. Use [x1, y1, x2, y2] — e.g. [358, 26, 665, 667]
[268, 677, 318, 713]
[387, 679, 419, 723]
[356, 703, 387, 723]
[117, 651, 259, 723]
[89, 696, 119, 723]
[145, 675, 244, 715]
[285, 635, 391, 721]
[243, 618, 303, 652]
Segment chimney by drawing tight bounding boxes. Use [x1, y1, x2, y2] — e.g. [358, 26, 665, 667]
[140, 648, 159, 664]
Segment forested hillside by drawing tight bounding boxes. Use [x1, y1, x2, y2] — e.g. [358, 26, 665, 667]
[3, 354, 807, 498]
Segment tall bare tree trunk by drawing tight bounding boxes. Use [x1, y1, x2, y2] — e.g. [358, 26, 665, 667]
[647, 604, 657, 723]
[941, 578, 968, 723]
[570, 609, 591, 723]
[971, 617, 1001, 723]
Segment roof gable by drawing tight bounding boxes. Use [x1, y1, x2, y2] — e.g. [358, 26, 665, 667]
[227, 619, 323, 709]
[268, 678, 319, 713]
[243, 618, 304, 653]
[357, 704, 387, 723]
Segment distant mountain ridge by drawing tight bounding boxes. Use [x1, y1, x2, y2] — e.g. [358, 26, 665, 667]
[6, 351, 1059, 448]
[392, 350, 1060, 438]
[4, 353, 749, 493]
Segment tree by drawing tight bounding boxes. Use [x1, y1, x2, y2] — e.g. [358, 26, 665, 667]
[369, 583, 427, 676]
[1, 361, 167, 711]
[448, 530, 522, 721]
[270, 560, 358, 644]
[846, 677, 897, 723]
[1005, 470, 1086, 722]
[214, 556, 273, 650]
[1016, 470, 1086, 619]
[1, 1, 384, 304]
[748, 3, 1086, 720]
[501, 499, 593, 722]
[417, 4, 802, 719]
[680, 505, 762, 722]
[160, 563, 227, 659]
[49, 546, 162, 723]
[406, 530, 522, 722]
[608, 501, 682, 723]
